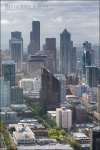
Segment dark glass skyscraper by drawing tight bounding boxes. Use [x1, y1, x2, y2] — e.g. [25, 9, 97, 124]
[45, 38, 56, 74]
[40, 67, 60, 112]
[86, 66, 99, 87]
[9, 31, 23, 71]
[2, 60, 15, 87]
[11, 31, 22, 39]
[30, 21, 40, 52]
[60, 28, 71, 74]
[82, 41, 91, 76]
[90, 127, 100, 150]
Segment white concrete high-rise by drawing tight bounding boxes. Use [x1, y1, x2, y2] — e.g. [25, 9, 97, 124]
[0, 77, 10, 111]
[54, 74, 66, 103]
[56, 107, 72, 130]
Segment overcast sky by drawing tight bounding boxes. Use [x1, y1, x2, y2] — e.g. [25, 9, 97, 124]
[1, 0, 99, 51]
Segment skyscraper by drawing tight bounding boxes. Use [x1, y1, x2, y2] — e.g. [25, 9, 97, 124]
[0, 77, 10, 111]
[83, 41, 91, 51]
[30, 21, 40, 52]
[54, 74, 66, 103]
[9, 31, 23, 72]
[82, 41, 91, 76]
[71, 46, 77, 73]
[2, 60, 15, 87]
[40, 67, 60, 111]
[86, 66, 99, 87]
[60, 28, 71, 74]
[45, 38, 56, 74]
[90, 127, 100, 150]
[91, 50, 95, 65]
[27, 55, 47, 77]
[97, 85, 100, 114]
[46, 38, 56, 50]
[10, 86, 23, 104]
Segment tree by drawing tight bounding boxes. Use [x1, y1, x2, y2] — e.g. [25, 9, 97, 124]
[60, 130, 66, 136]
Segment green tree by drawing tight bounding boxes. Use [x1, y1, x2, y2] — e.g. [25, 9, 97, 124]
[60, 130, 66, 136]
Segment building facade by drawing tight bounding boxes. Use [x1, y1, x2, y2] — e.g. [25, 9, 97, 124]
[45, 38, 56, 74]
[60, 28, 71, 74]
[56, 107, 72, 130]
[82, 41, 91, 76]
[29, 21, 40, 53]
[19, 78, 34, 91]
[10, 86, 23, 104]
[90, 127, 100, 150]
[97, 85, 100, 113]
[2, 60, 15, 87]
[86, 66, 99, 87]
[75, 106, 86, 123]
[27, 55, 47, 77]
[0, 77, 10, 111]
[40, 67, 60, 111]
[71, 47, 77, 73]
[9, 31, 23, 72]
[54, 74, 66, 103]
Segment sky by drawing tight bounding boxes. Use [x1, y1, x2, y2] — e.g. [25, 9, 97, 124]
[1, 0, 99, 51]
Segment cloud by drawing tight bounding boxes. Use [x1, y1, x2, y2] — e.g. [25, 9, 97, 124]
[1, 0, 99, 50]
[1, 19, 10, 25]
[51, 17, 63, 23]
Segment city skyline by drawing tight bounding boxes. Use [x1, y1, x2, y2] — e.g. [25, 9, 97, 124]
[1, 0, 99, 50]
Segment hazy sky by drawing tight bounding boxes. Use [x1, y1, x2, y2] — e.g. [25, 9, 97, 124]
[1, 0, 99, 50]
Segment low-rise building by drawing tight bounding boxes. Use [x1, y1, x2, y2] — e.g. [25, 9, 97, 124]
[72, 132, 90, 149]
[11, 124, 35, 145]
[17, 143, 73, 150]
[0, 111, 17, 122]
[81, 102, 97, 112]
[10, 104, 27, 111]
[82, 92, 97, 102]
[47, 111, 56, 122]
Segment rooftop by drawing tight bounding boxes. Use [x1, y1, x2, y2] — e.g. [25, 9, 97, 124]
[2, 60, 15, 64]
[73, 132, 88, 139]
[17, 143, 73, 150]
[11, 104, 27, 108]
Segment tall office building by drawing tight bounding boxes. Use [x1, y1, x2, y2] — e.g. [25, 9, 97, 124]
[71, 47, 77, 73]
[91, 50, 95, 65]
[82, 41, 91, 76]
[28, 40, 38, 55]
[40, 67, 60, 111]
[97, 85, 100, 113]
[27, 55, 47, 77]
[0, 51, 1, 77]
[56, 107, 72, 130]
[30, 21, 40, 55]
[0, 77, 10, 111]
[60, 28, 71, 74]
[45, 38, 56, 74]
[10, 86, 23, 104]
[90, 127, 100, 150]
[86, 66, 99, 87]
[46, 38, 56, 50]
[54, 74, 66, 103]
[2, 60, 15, 87]
[83, 41, 91, 51]
[9, 31, 23, 71]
